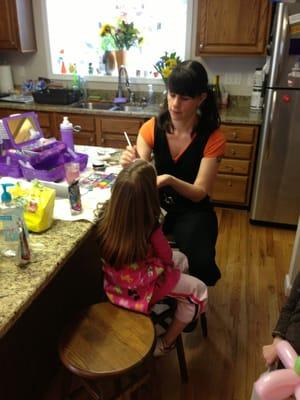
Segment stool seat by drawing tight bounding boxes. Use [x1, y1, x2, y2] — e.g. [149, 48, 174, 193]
[59, 302, 155, 380]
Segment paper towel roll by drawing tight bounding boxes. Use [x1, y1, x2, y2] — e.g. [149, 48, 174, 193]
[0, 65, 14, 93]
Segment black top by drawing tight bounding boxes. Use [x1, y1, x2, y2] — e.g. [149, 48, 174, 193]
[153, 118, 212, 213]
[272, 272, 300, 354]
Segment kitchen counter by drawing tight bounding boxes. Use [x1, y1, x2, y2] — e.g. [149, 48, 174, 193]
[0, 214, 102, 399]
[0, 219, 93, 338]
[0, 97, 263, 125]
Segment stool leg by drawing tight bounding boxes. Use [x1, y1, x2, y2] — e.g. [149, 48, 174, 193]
[58, 366, 74, 400]
[175, 334, 188, 383]
[81, 378, 103, 400]
[200, 313, 208, 338]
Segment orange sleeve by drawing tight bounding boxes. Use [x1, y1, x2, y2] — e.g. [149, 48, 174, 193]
[203, 128, 226, 158]
[139, 117, 155, 148]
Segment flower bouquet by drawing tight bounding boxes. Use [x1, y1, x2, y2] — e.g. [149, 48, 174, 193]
[154, 52, 182, 84]
[99, 20, 143, 51]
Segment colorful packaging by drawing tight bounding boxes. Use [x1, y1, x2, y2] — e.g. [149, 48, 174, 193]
[9, 181, 55, 232]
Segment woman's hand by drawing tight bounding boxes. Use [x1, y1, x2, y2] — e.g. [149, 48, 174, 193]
[120, 145, 138, 167]
[262, 337, 283, 366]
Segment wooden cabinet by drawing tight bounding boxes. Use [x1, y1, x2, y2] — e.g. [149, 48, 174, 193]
[55, 113, 97, 146]
[0, 0, 36, 52]
[36, 111, 56, 139]
[1, 107, 146, 147]
[196, 0, 271, 55]
[0, 108, 16, 118]
[98, 116, 145, 148]
[212, 124, 259, 206]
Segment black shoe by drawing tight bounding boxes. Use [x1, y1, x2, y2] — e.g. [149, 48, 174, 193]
[183, 319, 198, 333]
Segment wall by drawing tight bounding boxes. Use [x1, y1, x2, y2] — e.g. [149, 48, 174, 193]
[0, 0, 266, 96]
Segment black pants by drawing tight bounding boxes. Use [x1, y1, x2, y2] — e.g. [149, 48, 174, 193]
[162, 208, 221, 286]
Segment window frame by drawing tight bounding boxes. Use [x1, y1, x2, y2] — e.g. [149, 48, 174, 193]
[40, 0, 194, 87]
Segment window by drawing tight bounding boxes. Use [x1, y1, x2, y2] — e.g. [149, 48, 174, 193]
[44, 0, 191, 82]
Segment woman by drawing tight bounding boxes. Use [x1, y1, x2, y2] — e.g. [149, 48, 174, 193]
[120, 60, 226, 286]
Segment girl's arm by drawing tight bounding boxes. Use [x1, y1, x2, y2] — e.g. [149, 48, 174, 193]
[157, 157, 220, 202]
[150, 226, 173, 266]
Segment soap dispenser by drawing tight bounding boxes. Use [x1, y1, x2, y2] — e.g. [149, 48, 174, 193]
[0, 182, 31, 265]
[0, 183, 14, 207]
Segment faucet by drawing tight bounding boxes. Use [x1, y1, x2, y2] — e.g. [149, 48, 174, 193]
[116, 66, 132, 101]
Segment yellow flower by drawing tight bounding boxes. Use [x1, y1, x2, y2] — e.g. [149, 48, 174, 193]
[99, 20, 143, 51]
[100, 23, 113, 37]
[161, 66, 172, 79]
[154, 51, 182, 83]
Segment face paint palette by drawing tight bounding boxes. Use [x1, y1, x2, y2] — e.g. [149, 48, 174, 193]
[80, 172, 116, 190]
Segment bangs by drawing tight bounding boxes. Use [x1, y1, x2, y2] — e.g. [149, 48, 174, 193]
[168, 63, 208, 97]
[168, 70, 198, 97]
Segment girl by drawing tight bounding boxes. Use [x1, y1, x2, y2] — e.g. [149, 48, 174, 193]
[97, 159, 207, 356]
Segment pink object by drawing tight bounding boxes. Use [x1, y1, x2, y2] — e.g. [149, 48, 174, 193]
[254, 340, 300, 400]
[65, 162, 80, 184]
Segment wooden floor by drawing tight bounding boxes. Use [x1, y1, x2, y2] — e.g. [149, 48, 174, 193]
[44, 208, 296, 400]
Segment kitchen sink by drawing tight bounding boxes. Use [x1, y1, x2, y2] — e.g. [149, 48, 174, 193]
[117, 104, 145, 112]
[71, 101, 115, 110]
[71, 101, 150, 113]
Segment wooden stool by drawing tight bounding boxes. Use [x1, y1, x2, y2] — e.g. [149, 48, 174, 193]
[151, 298, 188, 383]
[151, 298, 208, 384]
[59, 302, 155, 399]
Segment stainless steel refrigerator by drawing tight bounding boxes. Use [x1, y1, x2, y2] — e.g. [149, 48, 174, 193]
[250, 0, 300, 226]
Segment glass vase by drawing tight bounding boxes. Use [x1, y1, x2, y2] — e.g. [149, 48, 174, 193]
[103, 51, 116, 75]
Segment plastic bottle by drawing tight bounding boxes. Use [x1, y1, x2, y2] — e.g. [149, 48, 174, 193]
[1, 183, 14, 205]
[147, 84, 155, 105]
[212, 75, 222, 108]
[0, 183, 31, 265]
[60, 116, 74, 151]
[250, 68, 264, 111]
[0, 183, 18, 258]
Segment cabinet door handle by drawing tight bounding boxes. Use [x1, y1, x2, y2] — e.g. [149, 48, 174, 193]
[232, 132, 238, 139]
[231, 149, 236, 155]
[225, 166, 233, 171]
[199, 43, 203, 49]
[227, 180, 232, 187]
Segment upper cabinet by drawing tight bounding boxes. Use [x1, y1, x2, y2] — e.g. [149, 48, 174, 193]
[195, 0, 272, 55]
[0, 0, 36, 52]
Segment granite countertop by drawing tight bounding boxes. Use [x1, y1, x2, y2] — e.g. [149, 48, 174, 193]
[0, 100, 160, 119]
[0, 97, 263, 125]
[0, 219, 93, 338]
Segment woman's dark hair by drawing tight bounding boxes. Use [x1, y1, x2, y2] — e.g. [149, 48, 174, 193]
[96, 160, 161, 268]
[158, 60, 220, 138]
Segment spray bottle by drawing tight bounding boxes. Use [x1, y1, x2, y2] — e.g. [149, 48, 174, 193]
[0, 183, 31, 265]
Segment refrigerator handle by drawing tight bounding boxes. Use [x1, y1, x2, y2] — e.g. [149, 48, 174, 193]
[264, 91, 277, 160]
[269, 3, 288, 87]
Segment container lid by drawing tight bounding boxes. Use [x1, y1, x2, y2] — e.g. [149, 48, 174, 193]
[60, 116, 73, 128]
[2, 112, 43, 149]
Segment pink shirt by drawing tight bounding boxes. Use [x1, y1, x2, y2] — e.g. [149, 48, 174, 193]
[103, 226, 180, 314]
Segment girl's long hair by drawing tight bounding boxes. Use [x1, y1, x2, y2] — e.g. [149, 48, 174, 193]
[158, 60, 220, 139]
[97, 160, 161, 268]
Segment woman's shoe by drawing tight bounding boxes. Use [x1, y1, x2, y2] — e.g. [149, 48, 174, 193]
[153, 336, 176, 357]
